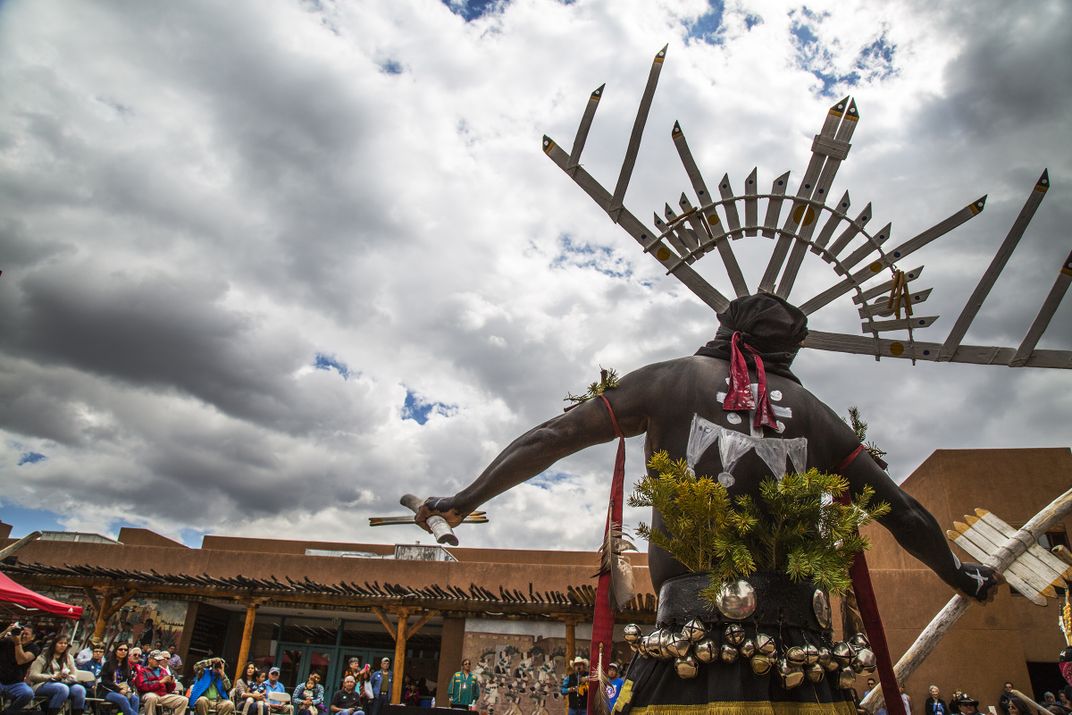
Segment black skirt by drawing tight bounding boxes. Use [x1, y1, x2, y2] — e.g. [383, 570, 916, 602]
[615, 573, 856, 715]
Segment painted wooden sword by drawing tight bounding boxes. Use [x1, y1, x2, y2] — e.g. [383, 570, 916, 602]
[860, 486, 1072, 712]
[368, 494, 488, 547]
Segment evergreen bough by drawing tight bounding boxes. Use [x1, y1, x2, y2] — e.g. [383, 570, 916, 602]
[629, 451, 890, 601]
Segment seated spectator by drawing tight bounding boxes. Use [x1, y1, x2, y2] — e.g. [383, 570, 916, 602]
[157, 650, 181, 691]
[265, 667, 293, 715]
[0, 622, 40, 715]
[100, 642, 140, 715]
[330, 676, 363, 715]
[82, 643, 106, 695]
[237, 668, 269, 715]
[28, 632, 87, 715]
[168, 644, 183, 675]
[136, 649, 189, 715]
[293, 675, 325, 715]
[189, 657, 234, 715]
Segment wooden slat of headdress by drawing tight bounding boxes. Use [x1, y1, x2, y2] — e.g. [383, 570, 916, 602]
[568, 84, 605, 174]
[761, 171, 791, 237]
[759, 97, 849, 292]
[664, 203, 702, 255]
[670, 121, 719, 256]
[609, 45, 667, 218]
[860, 315, 937, 333]
[854, 266, 924, 303]
[824, 203, 873, 264]
[811, 191, 851, 255]
[803, 330, 1071, 368]
[777, 100, 859, 297]
[858, 288, 932, 319]
[800, 196, 987, 315]
[680, 192, 749, 297]
[717, 173, 744, 239]
[1010, 246, 1072, 367]
[940, 170, 1050, 361]
[543, 134, 729, 311]
[652, 212, 693, 263]
[744, 167, 758, 236]
[840, 222, 893, 272]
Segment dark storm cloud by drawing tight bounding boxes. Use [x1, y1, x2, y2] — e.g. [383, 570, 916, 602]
[2, 266, 300, 425]
[915, 2, 1072, 140]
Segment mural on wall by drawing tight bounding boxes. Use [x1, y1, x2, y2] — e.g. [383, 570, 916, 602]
[41, 590, 188, 651]
[462, 631, 630, 715]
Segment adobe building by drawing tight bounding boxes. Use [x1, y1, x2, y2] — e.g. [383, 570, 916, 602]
[1, 447, 1069, 712]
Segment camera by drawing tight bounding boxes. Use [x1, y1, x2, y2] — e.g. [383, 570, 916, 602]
[8, 623, 23, 637]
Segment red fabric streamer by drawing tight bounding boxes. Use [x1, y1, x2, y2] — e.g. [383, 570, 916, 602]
[837, 446, 905, 715]
[722, 332, 777, 430]
[588, 395, 627, 715]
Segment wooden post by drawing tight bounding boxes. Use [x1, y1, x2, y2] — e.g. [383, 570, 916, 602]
[233, 601, 259, 685]
[91, 589, 112, 641]
[391, 608, 410, 704]
[564, 619, 576, 665]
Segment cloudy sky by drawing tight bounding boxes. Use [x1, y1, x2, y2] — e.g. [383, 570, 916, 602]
[1, 0, 1069, 552]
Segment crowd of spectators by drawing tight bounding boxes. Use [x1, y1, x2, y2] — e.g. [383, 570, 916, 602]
[854, 679, 1072, 715]
[0, 623, 411, 715]
[7, 620, 1069, 715]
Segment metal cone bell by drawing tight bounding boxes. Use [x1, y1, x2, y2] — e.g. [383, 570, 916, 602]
[682, 618, 706, 642]
[719, 644, 738, 664]
[755, 633, 777, 656]
[694, 639, 716, 663]
[724, 623, 746, 646]
[675, 656, 699, 679]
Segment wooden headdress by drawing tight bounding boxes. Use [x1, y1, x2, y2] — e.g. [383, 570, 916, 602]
[542, 46, 1071, 370]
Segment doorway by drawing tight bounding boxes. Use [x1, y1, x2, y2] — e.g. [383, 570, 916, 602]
[277, 643, 393, 691]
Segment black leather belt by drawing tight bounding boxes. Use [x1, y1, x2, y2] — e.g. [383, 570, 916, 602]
[656, 571, 830, 633]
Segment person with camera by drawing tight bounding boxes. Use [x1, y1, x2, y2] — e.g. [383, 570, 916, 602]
[100, 642, 140, 715]
[27, 632, 86, 715]
[189, 657, 234, 715]
[0, 622, 39, 715]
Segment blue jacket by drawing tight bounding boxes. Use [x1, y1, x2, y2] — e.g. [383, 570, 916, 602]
[189, 669, 231, 703]
[371, 670, 392, 698]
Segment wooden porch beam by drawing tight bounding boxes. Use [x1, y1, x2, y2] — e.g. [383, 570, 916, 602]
[407, 610, 436, 639]
[371, 607, 395, 639]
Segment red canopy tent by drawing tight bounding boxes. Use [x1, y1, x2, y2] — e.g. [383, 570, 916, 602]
[0, 571, 83, 619]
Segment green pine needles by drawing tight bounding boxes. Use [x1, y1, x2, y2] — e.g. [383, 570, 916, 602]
[629, 451, 890, 598]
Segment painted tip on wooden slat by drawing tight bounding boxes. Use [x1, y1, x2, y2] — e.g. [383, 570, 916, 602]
[829, 97, 849, 115]
[845, 98, 860, 121]
[953, 521, 971, 533]
[1036, 168, 1049, 191]
[542, 136, 555, 153]
[591, 84, 605, 99]
[946, 530, 961, 542]
[672, 120, 682, 136]
[974, 508, 991, 518]
[969, 195, 988, 215]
